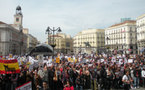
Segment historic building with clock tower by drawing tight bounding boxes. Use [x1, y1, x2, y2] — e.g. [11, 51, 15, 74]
[13, 5, 23, 31]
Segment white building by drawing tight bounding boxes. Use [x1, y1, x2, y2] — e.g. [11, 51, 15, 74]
[73, 29, 105, 54]
[0, 21, 27, 55]
[105, 20, 137, 54]
[0, 6, 28, 55]
[136, 14, 145, 54]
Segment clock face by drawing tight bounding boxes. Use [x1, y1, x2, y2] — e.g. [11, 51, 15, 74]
[16, 18, 19, 22]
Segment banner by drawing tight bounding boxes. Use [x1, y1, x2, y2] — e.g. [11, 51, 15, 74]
[16, 81, 32, 90]
[0, 59, 20, 74]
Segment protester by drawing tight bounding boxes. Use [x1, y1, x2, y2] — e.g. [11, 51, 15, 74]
[63, 80, 74, 90]
[122, 71, 131, 90]
[34, 70, 41, 90]
[142, 67, 145, 87]
[11, 74, 18, 90]
[75, 75, 83, 90]
[42, 81, 49, 90]
[133, 66, 141, 88]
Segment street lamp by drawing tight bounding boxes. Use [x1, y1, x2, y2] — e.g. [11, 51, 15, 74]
[106, 36, 110, 54]
[46, 27, 52, 44]
[45, 26, 61, 58]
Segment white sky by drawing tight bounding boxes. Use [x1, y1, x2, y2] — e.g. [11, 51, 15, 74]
[0, 0, 145, 43]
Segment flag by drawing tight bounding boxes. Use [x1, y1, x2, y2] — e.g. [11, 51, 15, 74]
[0, 59, 20, 74]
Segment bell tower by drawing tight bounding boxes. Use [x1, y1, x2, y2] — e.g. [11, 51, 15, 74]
[14, 5, 23, 30]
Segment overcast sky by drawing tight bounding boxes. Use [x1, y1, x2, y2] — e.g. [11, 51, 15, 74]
[0, 0, 145, 43]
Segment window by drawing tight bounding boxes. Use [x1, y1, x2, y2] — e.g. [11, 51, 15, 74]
[16, 18, 19, 22]
[130, 33, 132, 37]
[130, 27, 132, 31]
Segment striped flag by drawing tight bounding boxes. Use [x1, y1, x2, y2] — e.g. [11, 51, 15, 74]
[0, 59, 20, 74]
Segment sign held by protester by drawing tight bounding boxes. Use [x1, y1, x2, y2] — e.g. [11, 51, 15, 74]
[128, 59, 133, 63]
[9, 54, 13, 58]
[16, 81, 32, 90]
[56, 57, 60, 63]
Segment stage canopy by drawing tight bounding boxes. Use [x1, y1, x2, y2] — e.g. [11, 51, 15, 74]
[29, 44, 53, 55]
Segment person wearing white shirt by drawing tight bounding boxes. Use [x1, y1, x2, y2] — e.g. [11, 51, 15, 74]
[122, 71, 131, 90]
[141, 67, 145, 87]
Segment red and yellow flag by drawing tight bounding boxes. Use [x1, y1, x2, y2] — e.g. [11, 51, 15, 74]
[0, 59, 20, 74]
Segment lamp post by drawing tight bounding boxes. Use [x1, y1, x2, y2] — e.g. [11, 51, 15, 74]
[46, 28, 52, 45]
[106, 36, 110, 54]
[45, 26, 61, 58]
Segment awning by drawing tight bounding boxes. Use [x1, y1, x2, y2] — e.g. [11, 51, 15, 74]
[29, 44, 53, 55]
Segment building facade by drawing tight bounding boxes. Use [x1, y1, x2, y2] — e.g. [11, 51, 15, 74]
[47, 33, 73, 54]
[73, 29, 105, 54]
[23, 28, 38, 52]
[27, 34, 38, 52]
[105, 20, 137, 54]
[0, 21, 27, 55]
[137, 14, 145, 54]
[0, 6, 31, 55]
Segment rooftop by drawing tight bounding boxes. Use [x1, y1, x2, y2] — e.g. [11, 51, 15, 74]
[0, 21, 6, 24]
[110, 20, 136, 28]
[137, 13, 145, 20]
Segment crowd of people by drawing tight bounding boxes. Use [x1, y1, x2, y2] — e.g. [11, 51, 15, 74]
[0, 53, 145, 90]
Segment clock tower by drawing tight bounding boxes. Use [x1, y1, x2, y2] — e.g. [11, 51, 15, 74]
[14, 5, 23, 30]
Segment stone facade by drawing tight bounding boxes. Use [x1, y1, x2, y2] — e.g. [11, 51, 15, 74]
[0, 21, 27, 55]
[47, 33, 73, 54]
[23, 28, 38, 52]
[27, 34, 38, 52]
[73, 29, 105, 54]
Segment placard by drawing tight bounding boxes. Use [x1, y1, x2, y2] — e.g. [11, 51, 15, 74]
[16, 81, 32, 90]
[56, 57, 60, 63]
[128, 59, 133, 63]
[9, 54, 13, 58]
